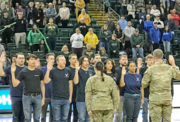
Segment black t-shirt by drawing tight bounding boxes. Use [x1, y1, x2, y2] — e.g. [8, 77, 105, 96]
[88, 65, 94, 72]
[17, 68, 44, 94]
[76, 68, 94, 102]
[105, 72, 120, 84]
[66, 66, 77, 101]
[50, 67, 73, 100]
[4, 65, 26, 97]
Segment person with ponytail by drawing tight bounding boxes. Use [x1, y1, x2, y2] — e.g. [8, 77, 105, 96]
[74, 56, 94, 122]
[85, 61, 118, 122]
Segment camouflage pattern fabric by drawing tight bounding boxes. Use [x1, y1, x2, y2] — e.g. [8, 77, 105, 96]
[90, 110, 113, 122]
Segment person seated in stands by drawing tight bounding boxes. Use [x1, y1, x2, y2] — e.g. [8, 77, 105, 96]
[171, 9, 180, 25]
[78, 8, 91, 26]
[164, 14, 175, 31]
[82, 43, 95, 61]
[84, 28, 99, 51]
[3, 2, 14, 19]
[27, 24, 44, 53]
[150, 5, 161, 17]
[46, 3, 57, 20]
[105, 15, 116, 33]
[58, 2, 70, 27]
[117, 15, 127, 32]
[127, 0, 135, 20]
[59, 45, 71, 66]
[113, 24, 124, 50]
[109, 34, 120, 58]
[175, 0, 180, 14]
[74, 17, 88, 36]
[27, 2, 34, 27]
[75, 0, 85, 18]
[44, 18, 59, 51]
[99, 47, 109, 63]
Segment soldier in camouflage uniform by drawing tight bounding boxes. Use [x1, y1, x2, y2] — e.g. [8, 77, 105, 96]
[142, 49, 180, 122]
[85, 61, 118, 122]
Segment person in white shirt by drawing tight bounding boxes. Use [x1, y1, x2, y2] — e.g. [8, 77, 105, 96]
[70, 28, 84, 58]
[59, 2, 70, 27]
[150, 5, 161, 17]
[127, 0, 135, 19]
[154, 15, 164, 29]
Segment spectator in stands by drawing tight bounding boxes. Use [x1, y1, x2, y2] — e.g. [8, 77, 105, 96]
[164, 14, 175, 31]
[124, 21, 135, 54]
[104, 0, 110, 14]
[59, 45, 71, 66]
[32, 2, 44, 28]
[78, 8, 91, 26]
[99, 47, 109, 62]
[175, 0, 180, 14]
[44, 18, 58, 51]
[70, 0, 76, 14]
[150, 5, 161, 17]
[84, 28, 99, 50]
[134, 0, 145, 11]
[75, 0, 85, 18]
[70, 28, 84, 59]
[16, 5, 25, 17]
[130, 29, 144, 61]
[0, 11, 12, 47]
[99, 24, 112, 52]
[53, 0, 59, 14]
[3, 2, 14, 19]
[170, 0, 176, 9]
[136, 57, 143, 74]
[105, 15, 116, 33]
[0, 42, 5, 55]
[84, 0, 90, 13]
[120, 62, 144, 122]
[113, 24, 124, 50]
[41, 3, 47, 13]
[27, 2, 34, 27]
[150, 22, 161, 51]
[58, 2, 70, 27]
[88, 54, 101, 72]
[154, 15, 164, 36]
[138, 8, 146, 21]
[171, 9, 180, 25]
[159, 3, 166, 21]
[46, 3, 57, 20]
[75, 17, 88, 36]
[83, 43, 95, 61]
[109, 34, 120, 58]
[117, 15, 127, 32]
[14, 12, 27, 48]
[161, 0, 170, 13]
[127, 0, 135, 20]
[27, 24, 44, 53]
[162, 25, 173, 52]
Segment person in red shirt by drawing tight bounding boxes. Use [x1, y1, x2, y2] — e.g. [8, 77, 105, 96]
[171, 9, 180, 25]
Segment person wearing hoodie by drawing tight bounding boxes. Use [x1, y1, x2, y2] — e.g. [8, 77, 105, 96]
[105, 15, 116, 33]
[124, 21, 135, 53]
[75, 17, 88, 37]
[99, 47, 109, 63]
[117, 15, 128, 31]
[138, 8, 146, 20]
[164, 14, 175, 31]
[82, 43, 95, 60]
[150, 5, 161, 17]
[99, 24, 112, 52]
[150, 22, 161, 51]
[175, 0, 180, 14]
[84, 28, 99, 50]
[78, 8, 91, 26]
[43, 18, 59, 51]
[130, 29, 144, 61]
[113, 24, 124, 50]
[162, 25, 173, 52]
[171, 9, 180, 25]
[109, 34, 120, 58]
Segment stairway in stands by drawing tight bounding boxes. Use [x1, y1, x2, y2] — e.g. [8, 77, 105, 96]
[88, 0, 118, 27]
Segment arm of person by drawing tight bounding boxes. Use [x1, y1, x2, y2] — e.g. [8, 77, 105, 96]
[27, 30, 32, 44]
[59, 8, 62, 18]
[69, 80, 73, 103]
[74, 62, 80, 84]
[67, 8, 70, 19]
[124, 28, 131, 38]
[130, 36, 136, 47]
[120, 67, 126, 87]
[141, 68, 151, 88]
[140, 87, 144, 104]
[95, 35, 99, 45]
[41, 80, 45, 106]
[139, 36, 144, 47]
[44, 69, 51, 84]
[12, 63, 20, 87]
[43, 25, 47, 37]
[88, 15, 91, 25]
[82, 1, 85, 8]
[111, 79, 119, 110]
[0, 52, 6, 76]
[85, 78, 92, 113]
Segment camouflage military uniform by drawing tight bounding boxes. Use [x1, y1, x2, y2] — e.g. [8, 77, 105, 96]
[142, 62, 180, 122]
[85, 73, 118, 122]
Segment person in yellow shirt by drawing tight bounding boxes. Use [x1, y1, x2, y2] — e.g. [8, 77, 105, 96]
[84, 28, 99, 50]
[78, 8, 91, 26]
[75, 0, 85, 18]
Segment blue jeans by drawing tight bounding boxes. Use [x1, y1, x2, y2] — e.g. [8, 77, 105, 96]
[163, 41, 170, 52]
[99, 41, 109, 52]
[51, 99, 70, 122]
[76, 102, 90, 122]
[11, 96, 24, 122]
[142, 98, 149, 122]
[22, 94, 42, 122]
[132, 47, 144, 61]
[124, 93, 141, 122]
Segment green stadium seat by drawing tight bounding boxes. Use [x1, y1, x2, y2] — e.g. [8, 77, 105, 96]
[48, 51, 58, 57]
[67, 23, 73, 28]
[61, 30, 69, 37]
[55, 46, 63, 51]
[61, 37, 70, 43]
[18, 44, 27, 51]
[171, 38, 179, 45]
[7, 43, 16, 51]
[92, 24, 101, 30]
[33, 51, 44, 59]
[40, 59, 47, 66]
[10, 51, 19, 58]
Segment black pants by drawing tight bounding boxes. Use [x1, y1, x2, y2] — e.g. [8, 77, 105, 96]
[30, 44, 40, 53]
[47, 37, 56, 50]
[11, 96, 24, 122]
[124, 40, 131, 52]
[72, 47, 83, 59]
[110, 51, 119, 58]
[71, 3, 75, 13]
[105, 5, 108, 13]
[61, 20, 69, 28]
[153, 43, 159, 51]
[67, 101, 78, 122]
[36, 21, 44, 28]
[2, 28, 12, 46]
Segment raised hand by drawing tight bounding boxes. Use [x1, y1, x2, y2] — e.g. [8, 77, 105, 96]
[11, 63, 16, 73]
[0, 51, 6, 63]
[169, 55, 175, 66]
[75, 61, 80, 70]
[47, 61, 53, 71]
[122, 67, 126, 75]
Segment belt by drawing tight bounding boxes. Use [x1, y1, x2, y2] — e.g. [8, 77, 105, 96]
[124, 93, 141, 97]
[24, 93, 40, 97]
